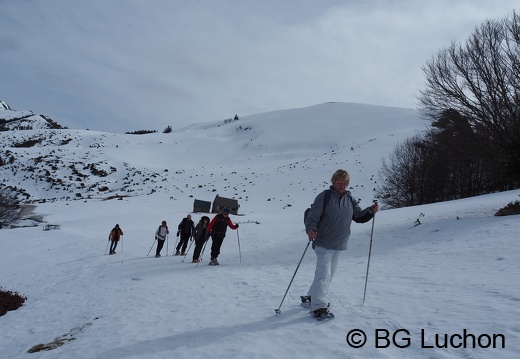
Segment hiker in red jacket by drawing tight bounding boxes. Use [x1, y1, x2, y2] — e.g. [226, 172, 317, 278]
[108, 224, 123, 255]
[206, 208, 239, 265]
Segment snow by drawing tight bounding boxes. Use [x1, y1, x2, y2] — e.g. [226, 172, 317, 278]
[1, 102, 519, 358]
[0, 108, 56, 131]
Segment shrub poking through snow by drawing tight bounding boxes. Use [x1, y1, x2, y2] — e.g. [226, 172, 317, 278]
[0, 287, 27, 316]
[495, 200, 520, 216]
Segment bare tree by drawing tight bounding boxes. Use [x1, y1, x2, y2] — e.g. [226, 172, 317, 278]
[418, 11, 520, 190]
[377, 135, 431, 207]
[429, 109, 490, 197]
[378, 117, 491, 208]
[379, 12, 519, 209]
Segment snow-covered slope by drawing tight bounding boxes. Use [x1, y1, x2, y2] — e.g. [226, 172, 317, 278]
[1, 102, 518, 359]
[0, 102, 423, 206]
[0, 101, 65, 131]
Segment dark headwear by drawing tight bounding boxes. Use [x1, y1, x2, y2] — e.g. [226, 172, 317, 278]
[223, 208, 230, 214]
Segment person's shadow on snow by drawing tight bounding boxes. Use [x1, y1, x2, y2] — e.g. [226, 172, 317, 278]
[95, 308, 314, 358]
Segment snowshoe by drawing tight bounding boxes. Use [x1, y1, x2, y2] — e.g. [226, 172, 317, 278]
[209, 258, 219, 266]
[312, 308, 334, 321]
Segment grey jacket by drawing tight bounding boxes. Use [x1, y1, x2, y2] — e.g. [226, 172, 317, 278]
[304, 187, 374, 250]
[194, 222, 208, 242]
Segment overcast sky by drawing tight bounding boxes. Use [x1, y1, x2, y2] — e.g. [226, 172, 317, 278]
[0, 0, 518, 133]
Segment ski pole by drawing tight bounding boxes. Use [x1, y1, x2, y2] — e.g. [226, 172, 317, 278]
[363, 202, 377, 303]
[274, 239, 311, 315]
[121, 235, 123, 254]
[104, 239, 110, 255]
[236, 220, 260, 225]
[174, 234, 179, 249]
[196, 237, 209, 267]
[147, 238, 157, 256]
[166, 235, 169, 256]
[181, 237, 194, 262]
[237, 228, 242, 263]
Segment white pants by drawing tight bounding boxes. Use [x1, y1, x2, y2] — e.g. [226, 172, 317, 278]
[308, 245, 341, 311]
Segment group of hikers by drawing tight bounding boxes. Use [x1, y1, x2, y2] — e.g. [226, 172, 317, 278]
[107, 169, 379, 320]
[107, 207, 239, 266]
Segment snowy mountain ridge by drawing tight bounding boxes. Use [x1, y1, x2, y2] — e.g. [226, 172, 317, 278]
[0, 101, 65, 131]
[1, 102, 424, 207]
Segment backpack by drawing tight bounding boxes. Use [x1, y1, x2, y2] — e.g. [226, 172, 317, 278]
[304, 189, 331, 224]
[109, 228, 119, 241]
[211, 213, 229, 237]
[155, 225, 167, 240]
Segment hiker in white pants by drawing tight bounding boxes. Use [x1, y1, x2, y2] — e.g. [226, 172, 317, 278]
[305, 169, 378, 318]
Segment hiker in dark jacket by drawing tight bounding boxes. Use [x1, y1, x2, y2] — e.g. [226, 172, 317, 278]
[192, 216, 210, 263]
[175, 214, 195, 256]
[206, 208, 239, 265]
[304, 169, 379, 319]
[175, 214, 195, 255]
[108, 224, 123, 255]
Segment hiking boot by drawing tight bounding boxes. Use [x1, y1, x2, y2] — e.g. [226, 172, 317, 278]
[301, 296, 331, 308]
[175, 251, 180, 256]
[181, 252, 186, 256]
[192, 259, 200, 263]
[209, 258, 219, 266]
[300, 295, 311, 308]
[155, 254, 161, 258]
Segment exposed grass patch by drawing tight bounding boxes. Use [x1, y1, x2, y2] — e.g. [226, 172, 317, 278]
[495, 200, 520, 216]
[0, 287, 27, 316]
[27, 320, 96, 353]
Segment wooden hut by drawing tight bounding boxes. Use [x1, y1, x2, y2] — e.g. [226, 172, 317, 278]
[211, 195, 239, 215]
[193, 199, 211, 213]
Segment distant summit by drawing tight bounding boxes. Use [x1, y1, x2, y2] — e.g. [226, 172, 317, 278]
[0, 100, 11, 110]
[0, 101, 66, 131]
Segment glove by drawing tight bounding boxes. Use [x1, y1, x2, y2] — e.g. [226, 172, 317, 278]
[176, 231, 180, 236]
[235, 224, 239, 228]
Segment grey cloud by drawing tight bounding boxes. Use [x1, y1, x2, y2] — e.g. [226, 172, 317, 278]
[0, 0, 517, 132]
